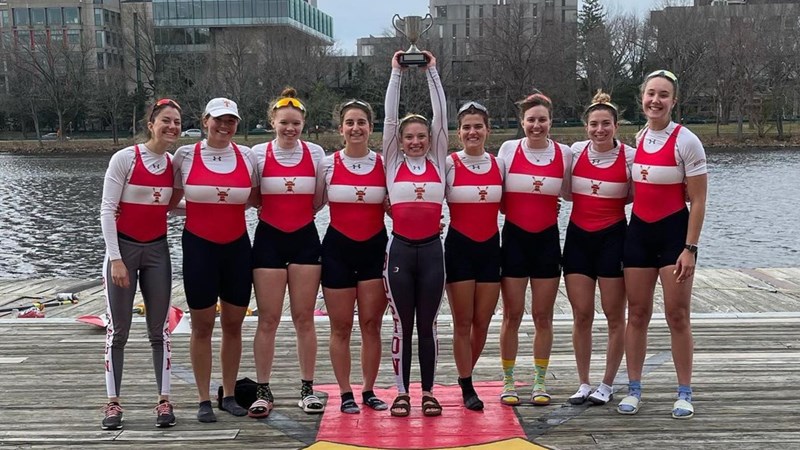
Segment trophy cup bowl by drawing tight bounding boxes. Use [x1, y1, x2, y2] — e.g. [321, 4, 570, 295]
[392, 14, 434, 67]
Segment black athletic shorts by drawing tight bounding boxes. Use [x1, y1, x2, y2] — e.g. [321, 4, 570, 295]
[182, 229, 252, 309]
[321, 226, 388, 289]
[445, 227, 501, 284]
[500, 221, 562, 279]
[563, 220, 626, 279]
[252, 220, 322, 269]
[623, 208, 690, 269]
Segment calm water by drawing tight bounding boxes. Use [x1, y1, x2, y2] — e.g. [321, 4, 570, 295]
[0, 149, 797, 279]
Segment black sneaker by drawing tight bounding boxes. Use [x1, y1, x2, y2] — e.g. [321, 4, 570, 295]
[155, 400, 176, 427]
[101, 402, 123, 430]
[197, 400, 217, 423]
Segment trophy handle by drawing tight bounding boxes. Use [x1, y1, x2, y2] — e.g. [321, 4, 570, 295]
[392, 14, 407, 39]
[421, 13, 434, 35]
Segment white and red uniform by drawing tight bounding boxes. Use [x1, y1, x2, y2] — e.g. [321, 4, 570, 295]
[498, 139, 572, 233]
[101, 145, 174, 259]
[389, 159, 445, 240]
[324, 151, 386, 241]
[175, 141, 256, 244]
[257, 140, 319, 232]
[632, 122, 707, 222]
[381, 66, 448, 395]
[570, 141, 632, 232]
[99, 143, 174, 400]
[115, 145, 173, 241]
[445, 152, 503, 242]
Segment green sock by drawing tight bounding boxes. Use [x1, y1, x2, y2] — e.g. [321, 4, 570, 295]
[502, 359, 516, 385]
[534, 358, 549, 390]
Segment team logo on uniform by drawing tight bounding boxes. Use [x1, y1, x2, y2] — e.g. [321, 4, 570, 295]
[413, 183, 427, 201]
[284, 177, 297, 193]
[477, 186, 489, 202]
[640, 166, 651, 181]
[152, 187, 163, 204]
[354, 186, 367, 203]
[531, 176, 546, 193]
[216, 187, 230, 202]
[590, 180, 602, 195]
[212, 155, 223, 161]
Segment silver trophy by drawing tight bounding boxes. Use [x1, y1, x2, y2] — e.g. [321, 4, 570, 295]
[392, 14, 434, 67]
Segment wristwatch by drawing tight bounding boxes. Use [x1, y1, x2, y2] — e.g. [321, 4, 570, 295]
[684, 244, 698, 254]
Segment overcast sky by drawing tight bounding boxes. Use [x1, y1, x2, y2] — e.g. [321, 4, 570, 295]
[317, 0, 662, 55]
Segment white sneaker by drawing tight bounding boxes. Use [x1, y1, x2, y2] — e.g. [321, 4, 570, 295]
[588, 384, 613, 405]
[569, 383, 592, 405]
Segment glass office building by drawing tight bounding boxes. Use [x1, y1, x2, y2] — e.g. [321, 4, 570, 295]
[152, 0, 333, 49]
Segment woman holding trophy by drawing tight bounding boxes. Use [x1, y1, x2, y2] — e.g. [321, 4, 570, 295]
[382, 15, 448, 417]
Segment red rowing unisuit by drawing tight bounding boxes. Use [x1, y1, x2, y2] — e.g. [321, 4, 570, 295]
[503, 142, 564, 233]
[632, 125, 685, 223]
[389, 160, 444, 240]
[570, 143, 629, 232]
[446, 153, 502, 242]
[117, 145, 173, 241]
[259, 141, 316, 232]
[184, 142, 251, 243]
[328, 151, 386, 241]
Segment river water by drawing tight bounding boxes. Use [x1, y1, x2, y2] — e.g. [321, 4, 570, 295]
[0, 149, 797, 279]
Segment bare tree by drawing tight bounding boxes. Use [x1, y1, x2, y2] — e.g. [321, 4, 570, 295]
[91, 68, 133, 144]
[649, 6, 714, 122]
[471, 0, 574, 132]
[11, 33, 93, 141]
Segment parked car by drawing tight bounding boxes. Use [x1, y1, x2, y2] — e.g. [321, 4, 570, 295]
[41, 132, 70, 140]
[248, 127, 273, 135]
[181, 128, 202, 137]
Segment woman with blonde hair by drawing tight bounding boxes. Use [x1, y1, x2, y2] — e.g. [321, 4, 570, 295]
[249, 87, 326, 417]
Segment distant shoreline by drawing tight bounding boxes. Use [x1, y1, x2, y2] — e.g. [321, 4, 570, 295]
[1, 131, 799, 154]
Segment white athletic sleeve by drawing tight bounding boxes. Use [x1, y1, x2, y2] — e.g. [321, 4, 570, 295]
[624, 143, 636, 203]
[677, 127, 708, 177]
[306, 141, 326, 173]
[238, 145, 259, 188]
[427, 66, 448, 171]
[444, 154, 456, 196]
[314, 153, 335, 212]
[496, 139, 518, 182]
[100, 147, 136, 261]
[171, 144, 194, 189]
[383, 68, 403, 184]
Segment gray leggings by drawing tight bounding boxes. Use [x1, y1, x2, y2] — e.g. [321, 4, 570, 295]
[384, 234, 445, 394]
[103, 238, 172, 398]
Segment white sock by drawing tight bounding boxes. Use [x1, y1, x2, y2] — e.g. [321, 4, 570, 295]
[571, 383, 592, 399]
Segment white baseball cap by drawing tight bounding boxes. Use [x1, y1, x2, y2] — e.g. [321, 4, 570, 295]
[204, 97, 241, 120]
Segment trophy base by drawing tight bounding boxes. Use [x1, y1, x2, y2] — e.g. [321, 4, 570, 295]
[398, 52, 429, 67]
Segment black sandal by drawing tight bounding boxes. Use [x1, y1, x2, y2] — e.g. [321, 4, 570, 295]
[463, 392, 484, 411]
[340, 398, 361, 414]
[390, 395, 411, 417]
[421, 395, 442, 417]
[363, 395, 389, 411]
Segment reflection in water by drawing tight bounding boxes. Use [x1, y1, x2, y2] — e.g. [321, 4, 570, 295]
[0, 149, 797, 279]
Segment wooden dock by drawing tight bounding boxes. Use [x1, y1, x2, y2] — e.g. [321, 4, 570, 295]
[1, 267, 799, 449]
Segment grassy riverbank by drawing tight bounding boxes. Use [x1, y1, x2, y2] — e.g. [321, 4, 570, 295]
[1, 123, 799, 154]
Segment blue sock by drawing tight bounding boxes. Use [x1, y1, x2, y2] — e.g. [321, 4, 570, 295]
[677, 385, 692, 402]
[628, 380, 642, 399]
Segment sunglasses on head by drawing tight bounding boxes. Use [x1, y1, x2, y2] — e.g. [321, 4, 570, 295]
[646, 69, 678, 84]
[400, 114, 429, 125]
[458, 101, 488, 116]
[150, 98, 181, 121]
[273, 97, 306, 112]
[343, 99, 371, 109]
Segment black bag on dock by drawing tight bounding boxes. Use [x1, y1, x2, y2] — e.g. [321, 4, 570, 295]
[217, 377, 258, 408]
